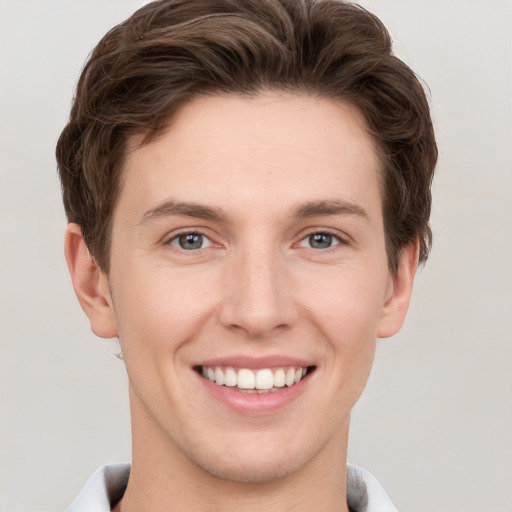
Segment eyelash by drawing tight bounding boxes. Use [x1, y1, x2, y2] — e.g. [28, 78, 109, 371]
[297, 229, 346, 252]
[167, 230, 215, 252]
[166, 228, 347, 254]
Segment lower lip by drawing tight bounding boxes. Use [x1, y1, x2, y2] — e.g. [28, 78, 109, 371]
[196, 371, 311, 416]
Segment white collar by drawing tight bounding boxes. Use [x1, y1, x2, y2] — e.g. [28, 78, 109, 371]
[346, 464, 398, 512]
[67, 463, 397, 512]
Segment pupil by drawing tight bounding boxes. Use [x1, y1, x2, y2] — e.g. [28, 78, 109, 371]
[179, 233, 203, 250]
[310, 233, 332, 249]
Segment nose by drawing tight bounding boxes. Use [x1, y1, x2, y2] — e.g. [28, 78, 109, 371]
[218, 247, 299, 338]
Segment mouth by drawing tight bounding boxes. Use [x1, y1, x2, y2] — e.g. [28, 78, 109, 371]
[194, 365, 316, 393]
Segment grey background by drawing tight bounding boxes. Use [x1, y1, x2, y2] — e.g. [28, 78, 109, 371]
[1, 0, 511, 510]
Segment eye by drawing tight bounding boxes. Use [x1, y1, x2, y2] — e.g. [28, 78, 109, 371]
[299, 232, 341, 250]
[169, 232, 213, 251]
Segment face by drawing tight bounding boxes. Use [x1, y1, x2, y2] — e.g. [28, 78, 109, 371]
[72, 93, 415, 484]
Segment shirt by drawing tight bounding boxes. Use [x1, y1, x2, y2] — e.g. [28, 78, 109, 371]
[66, 462, 398, 511]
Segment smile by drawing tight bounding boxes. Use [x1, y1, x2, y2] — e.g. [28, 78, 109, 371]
[198, 366, 312, 393]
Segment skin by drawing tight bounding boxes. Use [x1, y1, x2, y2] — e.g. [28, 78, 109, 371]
[65, 93, 418, 512]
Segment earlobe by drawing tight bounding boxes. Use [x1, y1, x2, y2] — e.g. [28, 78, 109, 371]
[377, 239, 419, 339]
[64, 224, 118, 339]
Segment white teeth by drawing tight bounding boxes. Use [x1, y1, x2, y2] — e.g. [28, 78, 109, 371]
[214, 367, 224, 386]
[285, 368, 296, 387]
[255, 369, 274, 390]
[273, 368, 286, 388]
[224, 367, 237, 387]
[237, 369, 255, 389]
[200, 365, 310, 391]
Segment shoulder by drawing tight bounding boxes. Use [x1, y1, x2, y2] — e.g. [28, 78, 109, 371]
[347, 464, 398, 512]
[66, 463, 130, 512]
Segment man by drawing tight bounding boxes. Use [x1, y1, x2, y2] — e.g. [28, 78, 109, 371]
[57, 0, 437, 510]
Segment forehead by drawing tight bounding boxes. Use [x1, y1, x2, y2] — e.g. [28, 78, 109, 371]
[132, 93, 378, 161]
[120, 93, 382, 221]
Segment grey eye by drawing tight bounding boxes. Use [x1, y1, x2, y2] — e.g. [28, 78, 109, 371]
[308, 233, 334, 249]
[299, 232, 341, 249]
[171, 232, 211, 250]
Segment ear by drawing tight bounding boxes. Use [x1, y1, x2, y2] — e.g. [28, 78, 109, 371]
[64, 223, 118, 339]
[377, 239, 419, 338]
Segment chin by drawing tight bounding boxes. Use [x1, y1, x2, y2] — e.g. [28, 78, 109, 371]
[182, 430, 327, 484]
[194, 452, 302, 484]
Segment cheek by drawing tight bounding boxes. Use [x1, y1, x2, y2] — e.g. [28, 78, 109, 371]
[302, 267, 387, 339]
[300, 268, 385, 388]
[112, 266, 219, 353]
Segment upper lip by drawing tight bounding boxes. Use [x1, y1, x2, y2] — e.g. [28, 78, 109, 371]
[195, 355, 315, 369]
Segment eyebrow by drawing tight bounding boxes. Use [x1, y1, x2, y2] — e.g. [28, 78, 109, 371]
[139, 198, 369, 225]
[292, 199, 369, 221]
[139, 199, 226, 224]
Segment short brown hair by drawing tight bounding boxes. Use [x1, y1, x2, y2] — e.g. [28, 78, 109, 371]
[56, 0, 437, 273]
